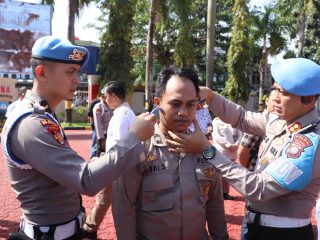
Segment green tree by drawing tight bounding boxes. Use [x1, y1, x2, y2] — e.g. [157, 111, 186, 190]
[97, 0, 135, 91]
[223, 0, 250, 102]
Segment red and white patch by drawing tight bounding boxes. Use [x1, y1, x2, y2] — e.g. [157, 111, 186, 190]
[40, 119, 64, 145]
[285, 134, 312, 159]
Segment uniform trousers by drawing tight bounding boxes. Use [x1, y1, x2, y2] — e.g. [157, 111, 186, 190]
[246, 222, 314, 240]
[83, 185, 112, 233]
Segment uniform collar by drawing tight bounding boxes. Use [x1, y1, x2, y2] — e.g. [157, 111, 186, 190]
[286, 108, 319, 135]
[24, 90, 53, 113]
[151, 123, 167, 147]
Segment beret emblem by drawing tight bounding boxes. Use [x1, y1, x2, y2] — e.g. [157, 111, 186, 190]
[69, 49, 87, 61]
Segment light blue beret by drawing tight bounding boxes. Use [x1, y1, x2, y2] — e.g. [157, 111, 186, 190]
[31, 36, 89, 67]
[271, 58, 320, 96]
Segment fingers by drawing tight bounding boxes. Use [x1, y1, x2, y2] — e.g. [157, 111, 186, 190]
[137, 112, 150, 118]
[193, 119, 201, 131]
[167, 130, 185, 142]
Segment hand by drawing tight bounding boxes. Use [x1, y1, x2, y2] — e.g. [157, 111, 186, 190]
[130, 112, 156, 141]
[228, 144, 238, 152]
[199, 86, 214, 103]
[166, 119, 211, 153]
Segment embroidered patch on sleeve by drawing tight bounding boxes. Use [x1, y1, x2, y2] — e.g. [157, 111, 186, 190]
[285, 134, 312, 159]
[40, 119, 64, 145]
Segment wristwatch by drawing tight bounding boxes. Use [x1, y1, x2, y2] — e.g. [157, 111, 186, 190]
[202, 146, 216, 161]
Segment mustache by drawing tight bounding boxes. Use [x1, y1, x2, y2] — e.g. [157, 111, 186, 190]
[174, 119, 189, 122]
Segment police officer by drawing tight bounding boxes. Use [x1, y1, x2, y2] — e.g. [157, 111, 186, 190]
[92, 88, 112, 156]
[166, 58, 320, 240]
[1, 36, 155, 240]
[112, 67, 228, 240]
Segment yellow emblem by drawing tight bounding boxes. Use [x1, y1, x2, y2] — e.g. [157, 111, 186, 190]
[288, 122, 302, 135]
[147, 153, 157, 162]
[204, 183, 211, 196]
[260, 155, 269, 166]
[202, 167, 214, 178]
[69, 49, 86, 61]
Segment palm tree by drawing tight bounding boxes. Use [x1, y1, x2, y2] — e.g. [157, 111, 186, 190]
[206, 0, 217, 89]
[249, 6, 287, 109]
[145, 0, 157, 111]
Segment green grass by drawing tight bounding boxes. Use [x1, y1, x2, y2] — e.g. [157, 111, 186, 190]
[61, 122, 91, 128]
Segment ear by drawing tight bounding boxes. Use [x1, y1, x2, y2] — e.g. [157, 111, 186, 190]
[35, 65, 46, 80]
[153, 97, 160, 106]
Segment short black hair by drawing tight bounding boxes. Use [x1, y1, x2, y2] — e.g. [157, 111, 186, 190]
[155, 66, 200, 98]
[104, 81, 126, 100]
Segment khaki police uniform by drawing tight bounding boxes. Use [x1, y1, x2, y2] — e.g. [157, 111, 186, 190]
[206, 93, 320, 239]
[112, 123, 228, 240]
[1, 90, 146, 239]
[92, 100, 112, 156]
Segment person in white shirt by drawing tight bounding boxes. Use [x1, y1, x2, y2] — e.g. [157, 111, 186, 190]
[81, 81, 136, 239]
[5, 86, 27, 118]
[212, 118, 242, 200]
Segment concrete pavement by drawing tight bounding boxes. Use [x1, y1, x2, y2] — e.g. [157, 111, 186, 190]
[0, 130, 318, 240]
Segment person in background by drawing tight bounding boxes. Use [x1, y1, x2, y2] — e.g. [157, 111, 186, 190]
[189, 99, 213, 140]
[1, 36, 155, 240]
[5, 86, 27, 118]
[92, 89, 112, 157]
[112, 66, 228, 240]
[81, 81, 136, 239]
[87, 93, 101, 159]
[212, 117, 242, 200]
[166, 58, 320, 240]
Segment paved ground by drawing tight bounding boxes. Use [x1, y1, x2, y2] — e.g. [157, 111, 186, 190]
[0, 130, 318, 240]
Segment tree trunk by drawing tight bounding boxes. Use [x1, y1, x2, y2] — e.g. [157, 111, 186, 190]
[206, 0, 217, 89]
[68, 0, 77, 44]
[258, 38, 268, 112]
[145, 0, 157, 111]
[298, 0, 306, 57]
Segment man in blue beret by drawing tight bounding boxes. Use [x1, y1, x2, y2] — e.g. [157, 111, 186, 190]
[1, 36, 156, 240]
[165, 58, 320, 240]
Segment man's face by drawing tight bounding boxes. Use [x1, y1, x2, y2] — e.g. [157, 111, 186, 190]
[271, 83, 306, 122]
[157, 76, 198, 133]
[105, 92, 117, 109]
[43, 63, 80, 103]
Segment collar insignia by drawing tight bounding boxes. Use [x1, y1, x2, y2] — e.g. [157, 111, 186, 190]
[154, 134, 163, 144]
[288, 122, 302, 135]
[40, 119, 64, 145]
[69, 49, 86, 61]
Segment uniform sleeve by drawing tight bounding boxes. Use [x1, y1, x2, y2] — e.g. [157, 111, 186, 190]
[208, 93, 267, 136]
[206, 171, 229, 240]
[93, 104, 104, 140]
[208, 151, 290, 202]
[10, 114, 145, 196]
[112, 166, 142, 240]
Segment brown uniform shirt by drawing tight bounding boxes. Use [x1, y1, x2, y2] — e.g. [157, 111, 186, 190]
[207, 93, 320, 218]
[1, 90, 146, 225]
[112, 124, 228, 240]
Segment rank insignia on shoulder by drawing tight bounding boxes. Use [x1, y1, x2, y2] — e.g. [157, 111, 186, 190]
[288, 122, 302, 135]
[40, 119, 64, 145]
[203, 167, 214, 178]
[147, 153, 157, 162]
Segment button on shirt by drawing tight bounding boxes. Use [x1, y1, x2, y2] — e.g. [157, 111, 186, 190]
[106, 102, 136, 151]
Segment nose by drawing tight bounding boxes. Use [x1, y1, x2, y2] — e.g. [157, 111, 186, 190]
[177, 106, 188, 116]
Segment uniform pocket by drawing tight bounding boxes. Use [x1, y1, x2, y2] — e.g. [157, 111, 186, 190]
[142, 171, 174, 211]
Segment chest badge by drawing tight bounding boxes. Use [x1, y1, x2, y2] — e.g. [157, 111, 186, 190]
[40, 119, 64, 145]
[260, 155, 269, 166]
[202, 167, 214, 178]
[147, 153, 157, 162]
